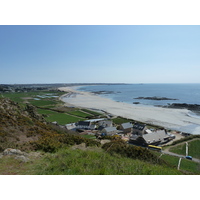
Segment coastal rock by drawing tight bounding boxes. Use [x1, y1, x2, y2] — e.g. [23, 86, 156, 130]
[92, 91, 121, 95]
[134, 96, 178, 101]
[166, 103, 200, 111]
[133, 102, 140, 104]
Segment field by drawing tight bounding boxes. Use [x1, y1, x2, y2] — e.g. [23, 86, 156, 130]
[67, 110, 93, 118]
[112, 117, 132, 125]
[2, 91, 103, 125]
[37, 109, 83, 125]
[160, 154, 200, 174]
[169, 139, 200, 159]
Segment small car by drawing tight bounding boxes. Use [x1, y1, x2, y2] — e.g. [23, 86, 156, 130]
[185, 156, 192, 160]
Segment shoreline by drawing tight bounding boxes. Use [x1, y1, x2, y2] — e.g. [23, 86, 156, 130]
[59, 86, 200, 134]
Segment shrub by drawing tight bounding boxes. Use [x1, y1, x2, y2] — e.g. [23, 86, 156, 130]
[102, 140, 165, 165]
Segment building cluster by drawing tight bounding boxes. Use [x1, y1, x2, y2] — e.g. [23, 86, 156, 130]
[57, 119, 175, 146]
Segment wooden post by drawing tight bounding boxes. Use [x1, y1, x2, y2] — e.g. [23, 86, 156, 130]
[177, 158, 182, 170]
[186, 142, 188, 156]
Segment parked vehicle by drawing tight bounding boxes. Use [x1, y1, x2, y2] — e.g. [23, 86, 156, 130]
[185, 156, 192, 160]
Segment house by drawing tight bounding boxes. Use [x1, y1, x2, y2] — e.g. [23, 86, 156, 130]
[65, 123, 76, 131]
[132, 123, 147, 136]
[129, 130, 171, 146]
[76, 121, 93, 130]
[120, 122, 133, 134]
[142, 130, 171, 145]
[101, 127, 118, 136]
[98, 120, 113, 131]
[98, 120, 113, 128]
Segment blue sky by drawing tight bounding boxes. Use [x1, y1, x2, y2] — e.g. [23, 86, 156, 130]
[1, 25, 200, 84]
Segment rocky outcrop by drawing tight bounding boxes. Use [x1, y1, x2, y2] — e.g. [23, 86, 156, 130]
[166, 103, 200, 111]
[1, 148, 29, 162]
[0, 148, 42, 162]
[134, 96, 178, 101]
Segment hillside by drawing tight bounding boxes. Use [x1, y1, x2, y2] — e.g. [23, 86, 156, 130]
[0, 97, 187, 175]
[0, 97, 45, 151]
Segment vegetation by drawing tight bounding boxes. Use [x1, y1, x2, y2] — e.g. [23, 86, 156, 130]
[67, 110, 93, 118]
[160, 154, 200, 174]
[170, 139, 200, 159]
[81, 109, 103, 116]
[171, 134, 200, 145]
[112, 117, 132, 125]
[37, 109, 83, 125]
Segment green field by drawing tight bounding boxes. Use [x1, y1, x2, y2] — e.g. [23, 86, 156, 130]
[37, 109, 83, 125]
[81, 109, 102, 116]
[112, 117, 132, 125]
[29, 99, 57, 107]
[2, 91, 87, 125]
[160, 154, 200, 174]
[169, 139, 200, 159]
[67, 110, 93, 118]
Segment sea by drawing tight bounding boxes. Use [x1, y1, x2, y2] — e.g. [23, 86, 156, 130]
[77, 83, 200, 107]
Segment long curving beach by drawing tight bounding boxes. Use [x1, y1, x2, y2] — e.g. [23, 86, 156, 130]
[59, 87, 200, 134]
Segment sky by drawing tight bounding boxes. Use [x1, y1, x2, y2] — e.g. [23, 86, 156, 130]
[1, 25, 200, 84]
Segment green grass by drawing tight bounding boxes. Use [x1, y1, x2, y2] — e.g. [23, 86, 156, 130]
[112, 117, 131, 125]
[169, 139, 200, 159]
[159, 154, 200, 174]
[2, 91, 65, 105]
[31, 148, 183, 175]
[81, 109, 102, 116]
[37, 109, 83, 125]
[67, 110, 92, 118]
[81, 135, 96, 139]
[29, 100, 57, 107]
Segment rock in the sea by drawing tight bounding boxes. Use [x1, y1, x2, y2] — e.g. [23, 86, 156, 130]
[134, 96, 178, 101]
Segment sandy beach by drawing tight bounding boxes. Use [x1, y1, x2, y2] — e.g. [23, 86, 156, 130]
[59, 87, 200, 134]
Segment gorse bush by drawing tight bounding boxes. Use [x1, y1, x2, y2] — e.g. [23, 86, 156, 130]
[102, 140, 166, 165]
[30, 130, 101, 153]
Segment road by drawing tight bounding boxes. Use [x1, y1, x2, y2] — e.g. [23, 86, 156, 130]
[162, 149, 200, 163]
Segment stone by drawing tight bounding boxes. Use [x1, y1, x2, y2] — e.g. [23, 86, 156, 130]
[14, 155, 29, 163]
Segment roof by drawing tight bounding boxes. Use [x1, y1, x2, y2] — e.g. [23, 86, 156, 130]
[133, 123, 146, 131]
[121, 122, 133, 129]
[103, 127, 117, 133]
[77, 121, 91, 126]
[143, 130, 168, 143]
[65, 123, 76, 130]
[98, 120, 112, 127]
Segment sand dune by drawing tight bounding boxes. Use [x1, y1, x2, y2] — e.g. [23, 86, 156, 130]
[59, 87, 200, 134]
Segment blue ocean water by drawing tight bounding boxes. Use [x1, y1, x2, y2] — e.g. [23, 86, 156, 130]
[78, 84, 200, 107]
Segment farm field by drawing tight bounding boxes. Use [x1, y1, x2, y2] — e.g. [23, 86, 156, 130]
[67, 110, 93, 118]
[37, 108, 83, 125]
[2, 91, 104, 125]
